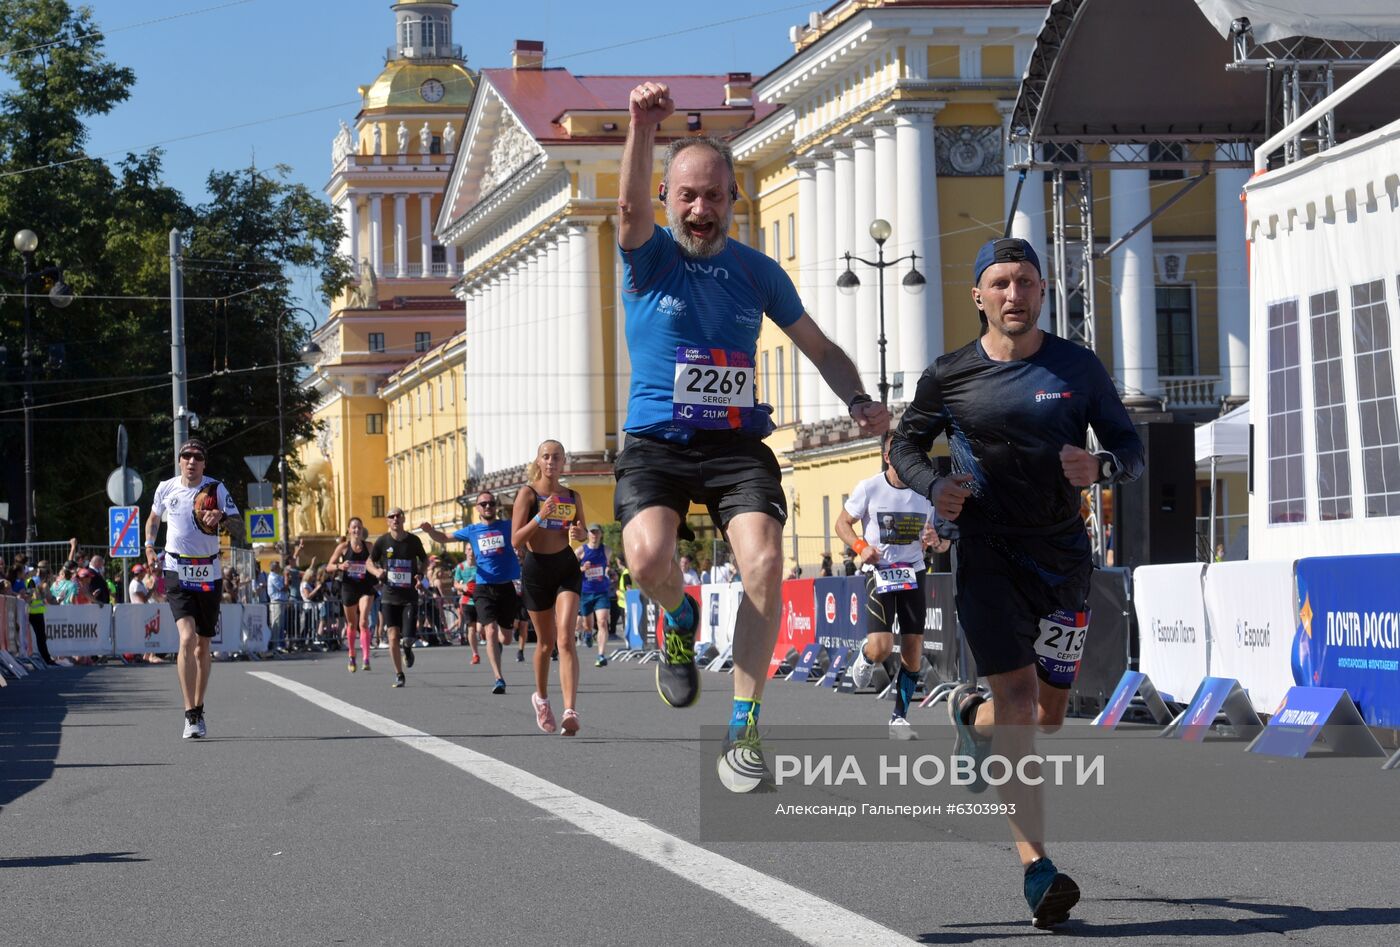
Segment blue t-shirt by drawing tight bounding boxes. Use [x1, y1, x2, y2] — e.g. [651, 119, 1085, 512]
[453, 520, 520, 585]
[579, 543, 610, 596]
[619, 224, 805, 442]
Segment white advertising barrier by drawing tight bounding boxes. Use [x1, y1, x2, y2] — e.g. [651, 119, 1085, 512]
[1, 595, 20, 654]
[698, 582, 744, 653]
[1133, 563, 1210, 704]
[242, 605, 270, 653]
[1203, 559, 1298, 713]
[113, 603, 260, 654]
[42, 604, 113, 657]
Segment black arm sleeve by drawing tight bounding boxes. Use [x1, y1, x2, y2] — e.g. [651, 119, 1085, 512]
[890, 365, 950, 500]
[1089, 366, 1145, 484]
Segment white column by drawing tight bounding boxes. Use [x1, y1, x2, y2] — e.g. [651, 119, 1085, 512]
[393, 193, 408, 278]
[832, 139, 857, 406]
[813, 150, 839, 420]
[419, 193, 433, 277]
[368, 194, 383, 278]
[510, 260, 526, 464]
[793, 158, 819, 423]
[490, 274, 505, 472]
[893, 104, 945, 382]
[477, 279, 491, 475]
[999, 100, 1046, 268]
[1110, 144, 1160, 405]
[465, 287, 479, 478]
[1215, 144, 1250, 401]
[872, 118, 900, 391]
[578, 225, 603, 451]
[345, 195, 359, 278]
[851, 128, 879, 395]
[446, 242, 458, 278]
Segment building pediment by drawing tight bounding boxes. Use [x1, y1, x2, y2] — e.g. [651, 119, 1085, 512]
[438, 78, 544, 236]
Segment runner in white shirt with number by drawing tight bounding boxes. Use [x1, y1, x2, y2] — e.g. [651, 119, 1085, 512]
[144, 438, 243, 739]
[835, 431, 946, 739]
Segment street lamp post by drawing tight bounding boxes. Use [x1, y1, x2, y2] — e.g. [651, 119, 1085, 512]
[3, 230, 74, 556]
[277, 307, 323, 556]
[836, 218, 926, 406]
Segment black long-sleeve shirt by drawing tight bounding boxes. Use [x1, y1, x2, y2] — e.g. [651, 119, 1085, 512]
[891, 333, 1144, 537]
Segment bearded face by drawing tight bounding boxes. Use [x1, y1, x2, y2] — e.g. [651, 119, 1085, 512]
[663, 145, 735, 259]
[666, 198, 733, 258]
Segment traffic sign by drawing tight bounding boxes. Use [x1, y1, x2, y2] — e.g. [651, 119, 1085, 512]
[247, 481, 274, 509]
[246, 508, 278, 542]
[244, 454, 273, 482]
[109, 505, 141, 558]
[106, 466, 144, 505]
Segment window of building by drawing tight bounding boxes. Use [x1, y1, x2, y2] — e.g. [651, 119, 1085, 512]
[366, 413, 384, 435]
[791, 347, 800, 419]
[1353, 279, 1400, 516]
[368, 332, 385, 353]
[438, 377, 445, 411]
[400, 20, 413, 49]
[1267, 299, 1306, 524]
[431, 245, 446, 264]
[775, 344, 786, 423]
[421, 17, 435, 48]
[1156, 285, 1196, 376]
[787, 214, 796, 260]
[372, 495, 386, 518]
[758, 227, 766, 255]
[1310, 290, 1353, 521]
[415, 331, 431, 353]
[771, 221, 780, 261]
[1148, 142, 1186, 180]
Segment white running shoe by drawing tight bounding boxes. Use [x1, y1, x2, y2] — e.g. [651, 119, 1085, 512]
[888, 714, 918, 741]
[196, 714, 207, 739]
[182, 716, 200, 739]
[850, 646, 876, 689]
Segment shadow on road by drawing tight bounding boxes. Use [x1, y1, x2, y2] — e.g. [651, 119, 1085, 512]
[918, 896, 1400, 942]
[0, 851, 148, 868]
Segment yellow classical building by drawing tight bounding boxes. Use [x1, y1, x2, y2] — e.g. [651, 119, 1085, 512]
[382, 330, 469, 529]
[295, 0, 474, 552]
[432, 4, 1252, 565]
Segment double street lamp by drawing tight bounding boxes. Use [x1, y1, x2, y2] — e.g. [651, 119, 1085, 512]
[837, 218, 926, 406]
[3, 230, 74, 554]
[276, 307, 323, 556]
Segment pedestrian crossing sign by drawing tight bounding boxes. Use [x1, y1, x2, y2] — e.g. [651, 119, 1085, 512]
[246, 508, 278, 542]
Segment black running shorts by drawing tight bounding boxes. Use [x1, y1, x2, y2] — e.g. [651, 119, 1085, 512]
[474, 581, 518, 629]
[613, 431, 787, 531]
[164, 573, 223, 638]
[381, 599, 416, 633]
[340, 579, 377, 606]
[521, 548, 582, 611]
[953, 530, 1092, 685]
[864, 569, 928, 638]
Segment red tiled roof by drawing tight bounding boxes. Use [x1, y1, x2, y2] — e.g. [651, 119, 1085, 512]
[480, 68, 777, 142]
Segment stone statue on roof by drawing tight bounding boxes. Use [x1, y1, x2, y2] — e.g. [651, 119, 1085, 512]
[397, 121, 409, 155]
[420, 121, 432, 154]
[442, 122, 457, 154]
[372, 122, 382, 156]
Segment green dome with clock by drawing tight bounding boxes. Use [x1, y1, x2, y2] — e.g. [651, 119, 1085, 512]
[358, 0, 476, 113]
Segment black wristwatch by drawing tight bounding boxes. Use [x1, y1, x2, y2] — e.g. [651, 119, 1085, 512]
[847, 393, 873, 412]
[1096, 452, 1116, 484]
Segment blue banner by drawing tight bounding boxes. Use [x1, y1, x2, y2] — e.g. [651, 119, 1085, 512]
[813, 576, 866, 650]
[1293, 554, 1400, 727]
[624, 589, 648, 651]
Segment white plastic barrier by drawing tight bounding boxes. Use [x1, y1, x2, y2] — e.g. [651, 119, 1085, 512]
[111, 603, 265, 654]
[1133, 563, 1209, 704]
[43, 604, 112, 658]
[698, 582, 743, 653]
[1202, 559, 1297, 713]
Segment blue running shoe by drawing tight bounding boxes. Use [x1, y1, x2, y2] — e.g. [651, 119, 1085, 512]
[716, 721, 774, 794]
[1024, 857, 1080, 929]
[949, 683, 992, 793]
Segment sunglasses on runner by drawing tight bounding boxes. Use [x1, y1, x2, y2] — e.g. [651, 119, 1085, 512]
[180, 452, 205, 462]
[476, 499, 496, 507]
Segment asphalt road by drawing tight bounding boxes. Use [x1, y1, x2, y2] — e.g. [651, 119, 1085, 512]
[4, 646, 1400, 946]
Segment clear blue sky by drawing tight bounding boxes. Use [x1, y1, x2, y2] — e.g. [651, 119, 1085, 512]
[78, 0, 807, 198]
[64, 0, 808, 313]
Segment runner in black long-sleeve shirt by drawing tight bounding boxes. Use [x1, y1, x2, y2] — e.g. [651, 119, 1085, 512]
[890, 237, 1143, 930]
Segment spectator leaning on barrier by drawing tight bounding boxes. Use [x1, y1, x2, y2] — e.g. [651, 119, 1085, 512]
[266, 560, 288, 651]
[21, 561, 56, 666]
[128, 564, 151, 604]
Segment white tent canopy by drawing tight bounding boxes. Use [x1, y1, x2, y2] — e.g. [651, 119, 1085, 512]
[1195, 402, 1250, 468]
[1195, 0, 1400, 44]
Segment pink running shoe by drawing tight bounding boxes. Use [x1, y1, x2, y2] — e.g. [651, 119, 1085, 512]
[532, 693, 557, 734]
[560, 709, 580, 736]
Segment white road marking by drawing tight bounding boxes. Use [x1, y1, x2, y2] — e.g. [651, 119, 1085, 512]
[250, 671, 919, 947]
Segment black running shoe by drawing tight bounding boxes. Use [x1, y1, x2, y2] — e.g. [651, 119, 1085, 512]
[656, 594, 700, 708]
[1025, 857, 1080, 929]
[950, 683, 992, 793]
[403, 640, 415, 668]
[392, 672, 406, 688]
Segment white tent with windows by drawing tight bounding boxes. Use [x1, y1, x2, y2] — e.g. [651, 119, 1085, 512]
[1196, 403, 1250, 557]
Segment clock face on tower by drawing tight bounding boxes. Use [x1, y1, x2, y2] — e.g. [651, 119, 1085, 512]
[420, 78, 445, 103]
